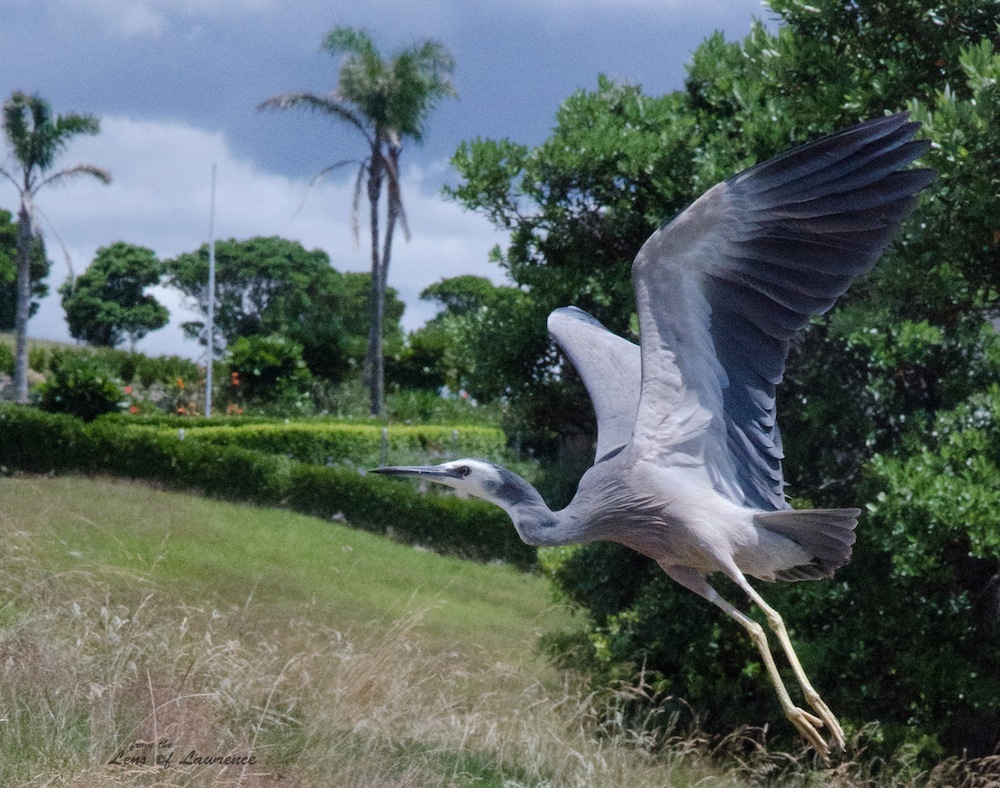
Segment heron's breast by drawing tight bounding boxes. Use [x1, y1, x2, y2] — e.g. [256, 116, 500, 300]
[595, 483, 755, 572]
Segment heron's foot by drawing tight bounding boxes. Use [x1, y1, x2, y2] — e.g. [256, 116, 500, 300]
[785, 706, 831, 760]
[803, 690, 846, 752]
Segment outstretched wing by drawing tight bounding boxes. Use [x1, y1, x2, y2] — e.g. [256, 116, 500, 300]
[547, 307, 641, 464]
[630, 113, 934, 509]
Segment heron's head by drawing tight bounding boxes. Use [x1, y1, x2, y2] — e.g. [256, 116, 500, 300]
[372, 458, 537, 511]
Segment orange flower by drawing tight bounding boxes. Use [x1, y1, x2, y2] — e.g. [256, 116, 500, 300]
[124, 385, 133, 395]
[129, 405, 139, 414]
[177, 378, 185, 389]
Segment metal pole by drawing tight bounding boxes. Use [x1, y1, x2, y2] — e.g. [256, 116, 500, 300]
[205, 164, 217, 418]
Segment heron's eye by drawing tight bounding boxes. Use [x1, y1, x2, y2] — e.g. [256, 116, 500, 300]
[457, 465, 471, 477]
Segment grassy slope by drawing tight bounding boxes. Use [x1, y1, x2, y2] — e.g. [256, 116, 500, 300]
[1, 474, 562, 661]
[0, 474, 731, 787]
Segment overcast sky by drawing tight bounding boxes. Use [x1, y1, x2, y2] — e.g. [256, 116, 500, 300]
[0, 0, 773, 360]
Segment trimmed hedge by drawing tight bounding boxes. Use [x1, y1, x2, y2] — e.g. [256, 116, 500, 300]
[0, 404, 533, 568]
[0, 405, 88, 473]
[285, 464, 525, 562]
[97, 414, 508, 466]
[164, 422, 506, 467]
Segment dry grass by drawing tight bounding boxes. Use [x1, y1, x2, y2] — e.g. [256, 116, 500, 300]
[2, 476, 999, 786]
[0, 523, 719, 786]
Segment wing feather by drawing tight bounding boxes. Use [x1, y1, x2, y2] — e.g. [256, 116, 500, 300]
[630, 113, 933, 509]
[547, 307, 641, 463]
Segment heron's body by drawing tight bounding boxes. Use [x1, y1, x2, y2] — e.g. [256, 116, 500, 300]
[375, 114, 934, 758]
[439, 453, 850, 579]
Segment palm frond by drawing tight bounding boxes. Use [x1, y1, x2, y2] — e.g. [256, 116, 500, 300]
[385, 41, 457, 143]
[302, 158, 364, 239]
[3, 92, 103, 173]
[258, 92, 373, 142]
[383, 148, 409, 242]
[351, 161, 366, 249]
[37, 163, 112, 192]
[0, 163, 20, 190]
[3, 92, 49, 171]
[30, 202, 75, 279]
[323, 27, 379, 61]
[295, 159, 354, 216]
[307, 158, 361, 187]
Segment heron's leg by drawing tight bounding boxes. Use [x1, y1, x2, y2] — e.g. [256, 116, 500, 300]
[724, 569, 846, 751]
[659, 564, 832, 759]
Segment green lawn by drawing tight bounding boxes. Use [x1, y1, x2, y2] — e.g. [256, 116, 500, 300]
[0, 474, 565, 660]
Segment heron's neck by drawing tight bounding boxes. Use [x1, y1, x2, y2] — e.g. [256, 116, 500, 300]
[492, 470, 591, 548]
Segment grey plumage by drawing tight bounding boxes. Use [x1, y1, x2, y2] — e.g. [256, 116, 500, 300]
[374, 114, 933, 758]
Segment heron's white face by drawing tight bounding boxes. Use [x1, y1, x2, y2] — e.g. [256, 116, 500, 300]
[437, 459, 504, 497]
[372, 458, 505, 503]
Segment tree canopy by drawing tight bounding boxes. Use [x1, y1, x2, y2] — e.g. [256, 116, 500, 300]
[60, 242, 168, 348]
[0, 209, 48, 330]
[392, 275, 524, 394]
[166, 235, 403, 383]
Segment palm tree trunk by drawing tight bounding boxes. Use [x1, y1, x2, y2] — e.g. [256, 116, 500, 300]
[377, 149, 402, 397]
[382, 144, 402, 298]
[366, 149, 386, 417]
[368, 143, 404, 419]
[13, 199, 33, 404]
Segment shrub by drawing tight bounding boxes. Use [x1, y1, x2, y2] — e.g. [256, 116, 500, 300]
[85, 420, 293, 504]
[386, 387, 503, 425]
[35, 351, 123, 421]
[27, 345, 52, 374]
[0, 404, 89, 472]
[227, 334, 312, 407]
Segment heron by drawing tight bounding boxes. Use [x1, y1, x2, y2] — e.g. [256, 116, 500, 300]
[374, 113, 934, 757]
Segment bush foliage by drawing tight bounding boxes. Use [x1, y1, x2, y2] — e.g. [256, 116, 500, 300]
[167, 421, 505, 467]
[35, 351, 124, 421]
[0, 403, 533, 568]
[226, 333, 312, 408]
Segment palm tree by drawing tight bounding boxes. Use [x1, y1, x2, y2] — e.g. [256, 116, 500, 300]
[260, 27, 457, 416]
[0, 91, 111, 403]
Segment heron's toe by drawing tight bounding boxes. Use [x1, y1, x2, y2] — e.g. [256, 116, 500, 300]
[787, 706, 831, 761]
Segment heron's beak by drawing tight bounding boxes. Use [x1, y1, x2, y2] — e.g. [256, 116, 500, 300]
[370, 465, 459, 480]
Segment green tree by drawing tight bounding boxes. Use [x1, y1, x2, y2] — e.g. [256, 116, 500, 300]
[448, 79, 697, 446]
[677, 1, 1000, 499]
[0, 91, 110, 402]
[60, 242, 168, 349]
[392, 275, 521, 394]
[0, 209, 49, 330]
[166, 236, 403, 383]
[334, 270, 405, 381]
[449, 3, 1000, 756]
[260, 26, 457, 416]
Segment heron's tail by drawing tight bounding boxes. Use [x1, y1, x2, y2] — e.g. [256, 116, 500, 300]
[754, 508, 859, 581]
